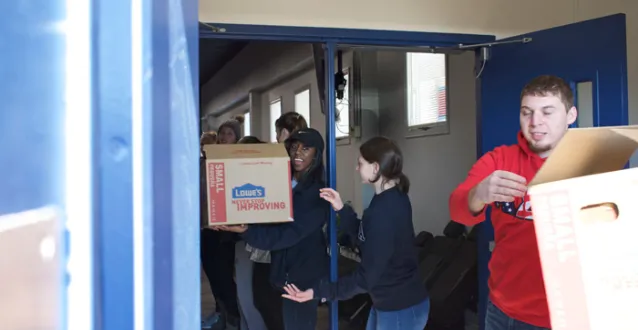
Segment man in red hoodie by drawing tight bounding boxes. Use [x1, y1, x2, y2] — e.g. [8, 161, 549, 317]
[449, 75, 577, 329]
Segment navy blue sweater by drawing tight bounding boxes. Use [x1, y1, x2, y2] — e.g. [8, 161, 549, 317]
[314, 186, 428, 311]
[241, 180, 330, 291]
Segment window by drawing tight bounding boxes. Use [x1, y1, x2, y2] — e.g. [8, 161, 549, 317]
[294, 89, 311, 123]
[406, 53, 447, 129]
[576, 81, 593, 128]
[269, 99, 282, 142]
[243, 111, 251, 136]
[336, 73, 350, 139]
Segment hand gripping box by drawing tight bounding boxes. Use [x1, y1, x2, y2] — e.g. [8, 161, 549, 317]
[528, 126, 638, 330]
[203, 143, 293, 226]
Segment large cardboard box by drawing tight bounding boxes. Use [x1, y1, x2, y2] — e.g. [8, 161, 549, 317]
[528, 126, 638, 330]
[203, 143, 293, 226]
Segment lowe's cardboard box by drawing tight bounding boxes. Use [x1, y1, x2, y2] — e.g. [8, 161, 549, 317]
[528, 126, 638, 330]
[203, 143, 293, 226]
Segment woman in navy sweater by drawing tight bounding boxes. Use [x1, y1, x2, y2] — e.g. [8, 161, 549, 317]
[217, 128, 330, 330]
[282, 136, 429, 330]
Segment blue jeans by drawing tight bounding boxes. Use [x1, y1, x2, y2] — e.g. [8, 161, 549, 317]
[485, 299, 550, 330]
[365, 298, 429, 330]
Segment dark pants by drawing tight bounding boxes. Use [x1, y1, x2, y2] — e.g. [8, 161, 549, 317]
[282, 298, 319, 330]
[201, 229, 239, 319]
[485, 299, 550, 330]
[252, 262, 284, 330]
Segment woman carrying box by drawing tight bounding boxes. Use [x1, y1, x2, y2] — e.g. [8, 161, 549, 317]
[247, 112, 309, 330]
[217, 128, 330, 330]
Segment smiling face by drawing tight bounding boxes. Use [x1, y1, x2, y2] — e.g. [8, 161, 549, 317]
[288, 141, 316, 174]
[218, 127, 237, 144]
[519, 94, 577, 158]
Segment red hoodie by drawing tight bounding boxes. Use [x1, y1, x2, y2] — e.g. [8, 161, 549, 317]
[449, 132, 550, 328]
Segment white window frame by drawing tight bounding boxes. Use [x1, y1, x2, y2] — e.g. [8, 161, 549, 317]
[405, 53, 450, 138]
[294, 87, 311, 123]
[269, 98, 282, 142]
[243, 110, 251, 136]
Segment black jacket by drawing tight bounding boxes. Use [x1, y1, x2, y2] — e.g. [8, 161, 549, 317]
[314, 187, 428, 311]
[241, 180, 330, 291]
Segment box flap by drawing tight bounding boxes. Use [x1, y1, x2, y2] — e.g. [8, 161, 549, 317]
[203, 143, 288, 160]
[529, 126, 638, 187]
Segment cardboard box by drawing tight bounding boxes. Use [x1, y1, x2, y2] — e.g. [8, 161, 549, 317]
[203, 143, 293, 226]
[528, 126, 638, 330]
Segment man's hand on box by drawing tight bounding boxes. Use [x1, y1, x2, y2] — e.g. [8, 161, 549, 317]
[212, 224, 248, 233]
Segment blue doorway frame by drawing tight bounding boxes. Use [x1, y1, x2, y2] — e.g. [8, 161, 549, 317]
[199, 23, 495, 330]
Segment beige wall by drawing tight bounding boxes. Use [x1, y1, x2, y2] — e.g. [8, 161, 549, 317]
[200, 0, 638, 166]
[373, 51, 477, 234]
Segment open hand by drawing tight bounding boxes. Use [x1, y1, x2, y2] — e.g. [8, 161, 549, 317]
[212, 224, 248, 233]
[282, 283, 314, 303]
[319, 188, 344, 211]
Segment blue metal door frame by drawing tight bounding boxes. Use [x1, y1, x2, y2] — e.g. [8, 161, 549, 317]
[200, 23, 495, 329]
[91, 0, 201, 329]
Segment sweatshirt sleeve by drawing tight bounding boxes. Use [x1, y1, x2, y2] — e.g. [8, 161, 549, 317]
[449, 150, 498, 226]
[337, 204, 360, 239]
[313, 205, 393, 301]
[241, 200, 329, 251]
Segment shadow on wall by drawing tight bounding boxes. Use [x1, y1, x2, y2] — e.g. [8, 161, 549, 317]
[368, 50, 478, 234]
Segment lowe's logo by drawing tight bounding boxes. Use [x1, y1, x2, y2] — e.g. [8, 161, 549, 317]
[232, 183, 265, 199]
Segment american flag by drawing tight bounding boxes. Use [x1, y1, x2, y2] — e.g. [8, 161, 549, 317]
[494, 201, 517, 215]
[494, 199, 534, 220]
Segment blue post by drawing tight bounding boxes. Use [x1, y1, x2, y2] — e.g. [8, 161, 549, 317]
[323, 42, 339, 330]
[92, 0, 200, 328]
[131, 0, 201, 328]
[93, 0, 135, 326]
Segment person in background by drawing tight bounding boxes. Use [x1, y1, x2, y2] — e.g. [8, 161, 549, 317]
[237, 135, 262, 144]
[218, 115, 245, 145]
[233, 135, 269, 330]
[217, 128, 329, 330]
[449, 75, 577, 330]
[282, 136, 429, 330]
[201, 115, 244, 329]
[201, 131, 217, 148]
[200, 131, 217, 227]
[275, 112, 308, 142]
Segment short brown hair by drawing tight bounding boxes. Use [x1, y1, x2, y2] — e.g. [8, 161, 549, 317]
[275, 112, 308, 135]
[200, 131, 217, 146]
[238, 136, 265, 144]
[521, 75, 574, 110]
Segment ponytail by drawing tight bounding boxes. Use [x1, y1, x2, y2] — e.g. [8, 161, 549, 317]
[397, 173, 410, 194]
